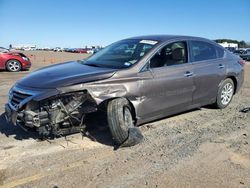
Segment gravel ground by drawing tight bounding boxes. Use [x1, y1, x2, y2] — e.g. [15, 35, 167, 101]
[0, 51, 249, 188]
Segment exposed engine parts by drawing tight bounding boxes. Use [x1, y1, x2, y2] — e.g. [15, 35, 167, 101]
[16, 91, 97, 137]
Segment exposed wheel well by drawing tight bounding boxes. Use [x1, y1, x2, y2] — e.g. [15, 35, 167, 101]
[227, 76, 237, 94]
[102, 97, 137, 124]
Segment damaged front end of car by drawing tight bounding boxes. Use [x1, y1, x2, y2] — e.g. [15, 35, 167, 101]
[6, 86, 98, 137]
[5, 80, 144, 147]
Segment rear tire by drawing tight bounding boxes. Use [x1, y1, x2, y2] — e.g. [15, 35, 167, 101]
[107, 98, 134, 145]
[6, 60, 21, 72]
[215, 78, 234, 109]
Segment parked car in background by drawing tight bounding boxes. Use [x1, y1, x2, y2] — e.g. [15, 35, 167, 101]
[234, 49, 246, 55]
[74, 48, 94, 54]
[22, 47, 36, 51]
[93, 47, 103, 54]
[53, 47, 63, 52]
[63, 48, 70, 52]
[0, 50, 31, 72]
[64, 48, 77, 53]
[74, 48, 88, 53]
[225, 47, 236, 53]
[240, 49, 250, 61]
[41, 47, 52, 51]
[86, 49, 94, 54]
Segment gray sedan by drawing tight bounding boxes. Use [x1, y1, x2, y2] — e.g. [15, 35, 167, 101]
[5, 35, 245, 146]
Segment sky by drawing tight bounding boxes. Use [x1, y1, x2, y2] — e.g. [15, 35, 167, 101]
[0, 0, 249, 48]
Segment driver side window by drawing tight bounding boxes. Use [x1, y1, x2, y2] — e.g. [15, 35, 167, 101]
[149, 41, 188, 68]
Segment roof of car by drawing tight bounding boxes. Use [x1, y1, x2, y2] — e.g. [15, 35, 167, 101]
[126, 35, 209, 42]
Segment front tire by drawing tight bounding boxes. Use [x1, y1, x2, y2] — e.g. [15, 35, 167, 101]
[107, 98, 134, 145]
[6, 60, 21, 72]
[215, 78, 234, 109]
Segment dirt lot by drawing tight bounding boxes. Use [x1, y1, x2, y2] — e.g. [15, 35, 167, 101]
[0, 51, 249, 188]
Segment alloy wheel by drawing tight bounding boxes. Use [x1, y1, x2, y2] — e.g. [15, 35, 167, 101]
[221, 83, 233, 105]
[7, 60, 21, 72]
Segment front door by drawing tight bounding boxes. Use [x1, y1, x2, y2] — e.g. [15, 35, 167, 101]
[138, 41, 194, 121]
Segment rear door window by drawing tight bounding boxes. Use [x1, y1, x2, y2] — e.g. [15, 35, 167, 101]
[190, 41, 217, 62]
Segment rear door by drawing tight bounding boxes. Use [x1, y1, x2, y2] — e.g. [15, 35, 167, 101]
[189, 40, 226, 105]
[138, 41, 194, 120]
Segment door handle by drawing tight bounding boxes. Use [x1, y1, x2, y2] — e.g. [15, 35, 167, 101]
[184, 71, 193, 77]
[219, 64, 225, 69]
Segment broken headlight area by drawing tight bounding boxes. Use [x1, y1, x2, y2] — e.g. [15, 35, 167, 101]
[16, 91, 97, 137]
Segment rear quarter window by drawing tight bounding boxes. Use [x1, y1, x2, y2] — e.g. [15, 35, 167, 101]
[215, 46, 225, 58]
[190, 41, 217, 62]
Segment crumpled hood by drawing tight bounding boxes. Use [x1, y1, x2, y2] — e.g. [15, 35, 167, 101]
[17, 61, 116, 89]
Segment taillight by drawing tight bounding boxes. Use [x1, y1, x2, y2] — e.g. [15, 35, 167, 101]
[238, 60, 245, 66]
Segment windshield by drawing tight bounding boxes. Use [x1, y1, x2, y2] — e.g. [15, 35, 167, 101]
[84, 39, 158, 69]
[0, 47, 9, 53]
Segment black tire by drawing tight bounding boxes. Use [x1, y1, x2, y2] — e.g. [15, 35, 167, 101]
[6, 60, 21, 72]
[107, 98, 134, 145]
[215, 78, 235, 109]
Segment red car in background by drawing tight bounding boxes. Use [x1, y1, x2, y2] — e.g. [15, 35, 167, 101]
[74, 48, 88, 53]
[0, 48, 31, 72]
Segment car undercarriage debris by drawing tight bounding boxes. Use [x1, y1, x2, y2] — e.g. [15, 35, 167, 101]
[240, 107, 250, 113]
[116, 127, 144, 149]
[17, 91, 97, 137]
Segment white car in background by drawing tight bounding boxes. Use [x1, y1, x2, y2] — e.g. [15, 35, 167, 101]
[53, 47, 63, 52]
[87, 49, 94, 54]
